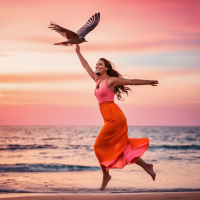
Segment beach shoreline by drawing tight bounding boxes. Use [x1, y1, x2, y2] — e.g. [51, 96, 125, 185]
[0, 192, 200, 200]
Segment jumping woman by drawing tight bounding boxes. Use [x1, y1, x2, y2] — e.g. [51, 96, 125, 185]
[76, 44, 158, 191]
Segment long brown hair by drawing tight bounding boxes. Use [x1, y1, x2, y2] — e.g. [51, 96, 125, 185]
[98, 58, 132, 100]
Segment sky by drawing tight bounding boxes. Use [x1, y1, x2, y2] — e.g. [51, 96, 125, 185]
[0, 0, 200, 126]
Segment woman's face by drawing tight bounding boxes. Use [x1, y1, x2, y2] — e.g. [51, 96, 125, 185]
[95, 60, 108, 75]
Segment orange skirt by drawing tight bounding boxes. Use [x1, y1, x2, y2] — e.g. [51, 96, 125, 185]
[94, 101, 149, 172]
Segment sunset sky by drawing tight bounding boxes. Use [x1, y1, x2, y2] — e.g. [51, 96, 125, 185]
[0, 0, 199, 126]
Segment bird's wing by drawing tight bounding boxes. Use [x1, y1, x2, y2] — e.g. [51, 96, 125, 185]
[76, 13, 100, 38]
[48, 21, 78, 39]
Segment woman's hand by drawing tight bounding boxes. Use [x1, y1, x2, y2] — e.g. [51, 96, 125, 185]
[150, 80, 159, 86]
[76, 44, 80, 54]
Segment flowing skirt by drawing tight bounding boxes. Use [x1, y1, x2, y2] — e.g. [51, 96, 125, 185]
[94, 101, 149, 172]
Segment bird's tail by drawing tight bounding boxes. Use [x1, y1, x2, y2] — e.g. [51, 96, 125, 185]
[54, 42, 73, 46]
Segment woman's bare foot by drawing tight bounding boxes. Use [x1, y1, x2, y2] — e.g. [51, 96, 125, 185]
[100, 174, 111, 191]
[145, 164, 156, 181]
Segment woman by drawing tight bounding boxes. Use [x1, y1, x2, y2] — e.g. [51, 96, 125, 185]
[76, 44, 158, 191]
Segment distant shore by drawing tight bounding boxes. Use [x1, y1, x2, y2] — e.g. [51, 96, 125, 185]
[0, 192, 200, 200]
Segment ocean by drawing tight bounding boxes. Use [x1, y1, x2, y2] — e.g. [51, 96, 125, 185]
[0, 126, 200, 194]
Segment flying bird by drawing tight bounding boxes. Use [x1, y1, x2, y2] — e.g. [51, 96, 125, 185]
[48, 13, 100, 46]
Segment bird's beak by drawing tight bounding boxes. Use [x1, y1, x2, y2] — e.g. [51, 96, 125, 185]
[85, 40, 88, 42]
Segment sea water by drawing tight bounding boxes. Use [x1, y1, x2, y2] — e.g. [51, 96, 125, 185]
[0, 126, 200, 193]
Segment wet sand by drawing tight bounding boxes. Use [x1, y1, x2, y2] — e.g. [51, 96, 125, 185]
[0, 192, 200, 200]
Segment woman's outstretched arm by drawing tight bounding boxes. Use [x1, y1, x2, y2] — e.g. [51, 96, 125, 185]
[76, 44, 99, 82]
[110, 77, 159, 87]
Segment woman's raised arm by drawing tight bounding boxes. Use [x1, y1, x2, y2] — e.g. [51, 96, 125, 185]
[76, 44, 99, 82]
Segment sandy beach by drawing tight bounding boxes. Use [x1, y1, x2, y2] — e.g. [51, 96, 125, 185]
[0, 192, 200, 200]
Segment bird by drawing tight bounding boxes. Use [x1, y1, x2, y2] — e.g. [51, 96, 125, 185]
[48, 13, 100, 46]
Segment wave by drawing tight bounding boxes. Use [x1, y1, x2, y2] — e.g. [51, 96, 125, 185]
[0, 189, 32, 193]
[0, 187, 200, 193]
[149, 144, 200, 150]
[1, 144, 199, 151]
[42, 138, 62, 140]
[0, 144, 58, 151]
[0, 163, 101, 172]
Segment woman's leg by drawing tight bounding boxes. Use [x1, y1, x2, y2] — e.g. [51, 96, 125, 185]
[100, 164, 112, 191]
[135, 157, 156, 181]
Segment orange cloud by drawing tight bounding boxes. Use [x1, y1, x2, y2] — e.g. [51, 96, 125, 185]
[0, 54, 9, 57]
[0, 73, 88, 83]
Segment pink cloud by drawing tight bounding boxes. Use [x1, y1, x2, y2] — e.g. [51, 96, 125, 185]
[0, 0, 199, 52]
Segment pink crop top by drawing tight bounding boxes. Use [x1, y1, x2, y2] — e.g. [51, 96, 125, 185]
[94, 76, 115, 103]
